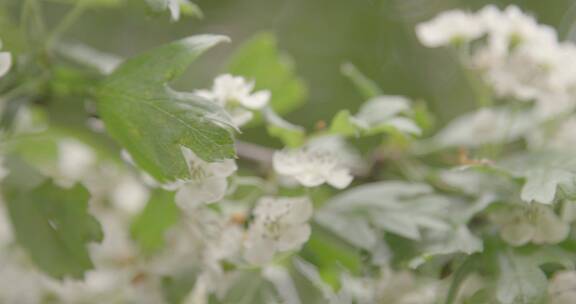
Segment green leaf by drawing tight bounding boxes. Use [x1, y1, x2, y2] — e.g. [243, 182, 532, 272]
[328, 97, 420, 138]
[97, 35, 236, 184]
[131, 190, 180, 254]
[496, 252, 547, 304]
[340, 62, 383, 99]
[5, 179, 102, 279]
[228, 32, 307, 117]
[444, 254, 481, 304]
[263, 107, 305, 147]
[497, 150, 576, 204]
[329, 110, 357, 137]
[162, 272, 198, 304]
[432, 107, 533, 149]
[318, 181, 456, 241]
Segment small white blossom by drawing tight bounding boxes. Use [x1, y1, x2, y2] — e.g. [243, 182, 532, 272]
[110, 175, 149, 215]
[167, 0, 181, 21]
[196, 74, 270, 127]
[57, 138, 96, 187]
[549, 271, 576, 304]
[273, 145, 353, 189]
[478, 5, 557, 56]
[0, 39, 12, 78]
[416, 10, 485, 47]
[244, 196, 313, 265]
[420, 6, 576, 118]
[174, 147, 237, 210]
[491, 204, 569, 246]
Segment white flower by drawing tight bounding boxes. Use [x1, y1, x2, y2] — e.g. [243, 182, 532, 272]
[491, 204, 569, 246]
[549, 271, 576, 304]
[0, 39, 12, 78]
[57, 138, 96, 187]
[479, 5, 557, 56]
[196, 74, 270, 127]
[167, 0, 181, 21]
[174, 147, 237, 210]
[420, 6, 576, 117]
[273, 146, 353, 189]
[244, 196, 313, 265]
[110, 175, 149, 215]
[415, 10, 485, 47]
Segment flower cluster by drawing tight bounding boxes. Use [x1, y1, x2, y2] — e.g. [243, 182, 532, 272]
[195, 74, 270, 127]
[417, 5, 576, 117]
[273, 148, 353, 189]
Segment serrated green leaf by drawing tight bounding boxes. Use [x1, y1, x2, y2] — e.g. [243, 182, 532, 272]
[498, 151, 576, 204]
[4, 178, 102, 279]
[97, 35, 236, 184]
[131, 190, 180, 254]
[496, 253, 547, 304]
[228, 32, 307, 117]
[318, 182, 459, 241]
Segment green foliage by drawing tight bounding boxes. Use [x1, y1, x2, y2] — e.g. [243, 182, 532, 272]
[4, 173, 102, 279]
[496, 252, 547, 304]
[131, 189, 180, 254]
[498, 151, 576, 204]
[228, 32, 307, 117]
[318, 182, 455, 241]
[97, 35, 236, 184]
[162, 272, 198, 304]
[329, 96, 421, 138]
[263, 107, 305, 147]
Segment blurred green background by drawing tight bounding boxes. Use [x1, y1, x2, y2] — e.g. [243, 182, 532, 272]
[5, 0, 576, 143]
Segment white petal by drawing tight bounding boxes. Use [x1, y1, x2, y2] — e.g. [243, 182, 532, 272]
[533, 207, 569, 244]
[0, 52, 12, 78]
[175, 176, 228, 209]
[282, 197, 313, 224]
[501, 220, 534, 246]
[241, 90, 270, 109]
[167, 0, 180, 21]
[230, 108, 253, 127]
[276, 224, 311, 252]
[273, 150, 306, 176]
[295, 172, 325, 187]
[326, 168, 353, 189]
[243, 232, 276, 265]
[208, 159, 237, 178]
